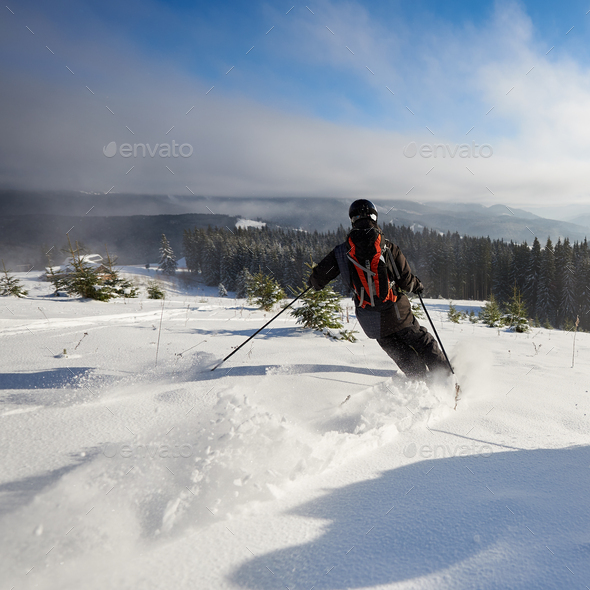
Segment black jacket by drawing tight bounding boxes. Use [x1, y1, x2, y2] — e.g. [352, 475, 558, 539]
[309, 233, 420, 338]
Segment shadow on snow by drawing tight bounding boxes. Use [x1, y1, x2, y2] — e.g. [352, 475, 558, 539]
[194, 363, 393, 382]
[230, 446, 590, 590]
[0, 367, 95, 390]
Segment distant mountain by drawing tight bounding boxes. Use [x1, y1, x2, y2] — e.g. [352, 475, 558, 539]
[566, 214, 590, 230]
[380, 200, 589, 243]
[0, 213, 239, 268]
[1, 190, 588, 267]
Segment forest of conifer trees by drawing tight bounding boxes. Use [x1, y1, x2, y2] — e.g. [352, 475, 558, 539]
[182, 223, 590, 331]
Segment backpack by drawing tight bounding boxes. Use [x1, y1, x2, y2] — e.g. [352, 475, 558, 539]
[346, 227, 399, 309]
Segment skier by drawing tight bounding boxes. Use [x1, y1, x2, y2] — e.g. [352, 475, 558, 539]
[308, 199, 450, 380]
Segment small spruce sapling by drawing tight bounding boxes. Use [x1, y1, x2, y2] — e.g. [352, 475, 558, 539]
[147, 280, 165, 299]
[291, 286, 343, 331]
[218, 283, 228, 297]
[246, 271, 285, 311]
[290, 260, 357, 341]
[102, 247, 138, 298]
[45, 253, 67, 295]
[447, 301, 463, 323]
[60, 238, 110, 301]
[503, 286, 529, 333]
[0, 261, 28, 297]
[479, 294, 504, 327]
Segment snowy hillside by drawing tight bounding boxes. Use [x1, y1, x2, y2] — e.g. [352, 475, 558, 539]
[1, 268, 589, 590]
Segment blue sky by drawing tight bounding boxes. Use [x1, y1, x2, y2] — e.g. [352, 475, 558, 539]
[58, 0, 590, 130]
[2, 0, 590, 207]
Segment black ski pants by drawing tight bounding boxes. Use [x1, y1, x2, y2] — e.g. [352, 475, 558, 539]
[377, 318, 450, 379]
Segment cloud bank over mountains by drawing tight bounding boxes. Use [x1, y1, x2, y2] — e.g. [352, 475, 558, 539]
[1, 0, 590, 208]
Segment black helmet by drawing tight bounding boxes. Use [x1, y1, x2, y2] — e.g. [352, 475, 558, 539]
[349, 199, 378, 224]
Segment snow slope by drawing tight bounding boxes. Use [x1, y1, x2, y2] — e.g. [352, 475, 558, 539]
[1, 269, 589, 589]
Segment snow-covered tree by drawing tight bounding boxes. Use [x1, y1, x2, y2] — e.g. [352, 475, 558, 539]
[219, 240, 238, 291]
[575, 244, 590, 331]
[102, 248, 138, 298]
[46, 240, 136, 301]
[53, 239, 111, 301]
[235, 268, 252, 299]
[290, 261, 357, 341]
[201, 237, 219, 285]
[158, 234, 177, 275]
[246, 271, 285, 311]
[523, 237, 541, 319]
[291, 287, 343, 332]
[558, 238, 576, 328]
[492, 243, 513, 303]
[503, 286, 529, 333]
[147, 280, 165, 299]
[536, 238, 556, 327]
[479, 294, 503, 327]
[218, 283, 228, 297]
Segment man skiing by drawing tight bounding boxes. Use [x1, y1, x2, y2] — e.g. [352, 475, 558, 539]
[308, 199, 450, 380]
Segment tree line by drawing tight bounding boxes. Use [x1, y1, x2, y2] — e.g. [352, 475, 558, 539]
[183, 223, 590, 330]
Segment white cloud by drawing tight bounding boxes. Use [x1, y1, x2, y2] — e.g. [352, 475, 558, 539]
[1, 0, 590, 209]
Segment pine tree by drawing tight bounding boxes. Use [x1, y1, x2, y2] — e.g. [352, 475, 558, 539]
[575, 241, 590, 331]
[290, 261, 356, 341]
[220, 238, 238, 291]
[447, 302, 463, 323]
[45, 240, 136, 301]
[102, 247, 138, 298]
[147, 280, 165, 299]
[479, 293, 503, 327]
[58, 238, 111, 301]
[201, 237, 220, 285]
[246, 271, 285, 311]
[183, 228, 200, 274]
[503, 286, 529, 333]
[235, 268, 252, 299]
[0, 261, 28, 297]
[46, 254, 67, 295]
[558, 238, 576, 328]
[158, 234, 177, 275]
[218, 283, 228, 297]
[523, 237, 541, 318]
[536, 238, 556, 326]
[290, 287, 344, 332]
[492, 242, 513, 303]
[510, 242, 530, 296]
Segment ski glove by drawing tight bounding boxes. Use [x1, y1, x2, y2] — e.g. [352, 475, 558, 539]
[412, 277, 424, 295]
[308, 273, 323, 291]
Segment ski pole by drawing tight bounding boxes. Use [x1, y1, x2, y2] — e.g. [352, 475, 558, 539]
[418, 293, 454, 375]
[211, 286, 312, 371]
